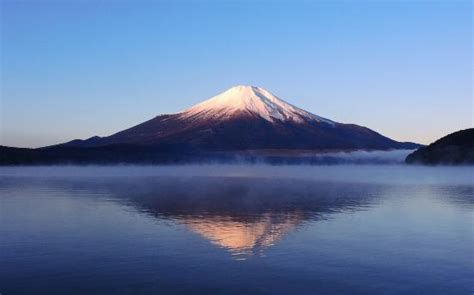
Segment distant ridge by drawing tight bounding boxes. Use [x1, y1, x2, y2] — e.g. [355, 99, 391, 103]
[406, 129, 474, 165]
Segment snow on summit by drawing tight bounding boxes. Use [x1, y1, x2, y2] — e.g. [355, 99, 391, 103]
[179, 85, 334, 124]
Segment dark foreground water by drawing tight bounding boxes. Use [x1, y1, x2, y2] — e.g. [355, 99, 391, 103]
[0, 165, 472, 295]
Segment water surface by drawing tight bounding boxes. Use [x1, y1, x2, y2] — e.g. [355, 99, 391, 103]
[0, 165, 472, 294]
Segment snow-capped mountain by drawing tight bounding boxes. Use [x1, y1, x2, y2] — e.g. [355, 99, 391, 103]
[62, 85, 418, 152]
[179, 85, 333, 124]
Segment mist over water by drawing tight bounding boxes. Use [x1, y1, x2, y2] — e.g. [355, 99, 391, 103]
[0, 164, 472, 294]
[1, 161, 472, 186]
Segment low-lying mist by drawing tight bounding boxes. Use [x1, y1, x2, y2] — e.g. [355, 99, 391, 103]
[1, 163, 472, 187]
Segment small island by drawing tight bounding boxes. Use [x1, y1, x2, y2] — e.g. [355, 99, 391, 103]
[406, 129, 474, 165]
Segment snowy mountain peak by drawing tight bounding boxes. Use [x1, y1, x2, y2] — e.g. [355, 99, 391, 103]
[179, 85, 334, 124]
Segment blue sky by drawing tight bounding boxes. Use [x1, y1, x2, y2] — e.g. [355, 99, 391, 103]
[1, 1, 472, 147]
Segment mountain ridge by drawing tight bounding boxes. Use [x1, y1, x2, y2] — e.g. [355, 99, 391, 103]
[406, 128, 473, 165]
[61, 85, 418, 151]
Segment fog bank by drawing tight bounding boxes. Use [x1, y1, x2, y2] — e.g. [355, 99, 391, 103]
[1, 164, 472, 186]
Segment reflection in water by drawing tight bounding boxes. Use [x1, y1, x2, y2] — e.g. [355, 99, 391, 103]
[185, 213, 303, 259]
[1, 176, 380, 259]
[0, 167, 473, 295]
[110, 177, 380, 259]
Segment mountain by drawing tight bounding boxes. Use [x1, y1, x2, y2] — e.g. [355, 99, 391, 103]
[1, 85, 420, 165]
[63, 85, 418, 151]
[406, 128, 474, 165]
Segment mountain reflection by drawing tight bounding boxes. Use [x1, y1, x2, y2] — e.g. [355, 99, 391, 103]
[184, 213, 303, 259]
[80, 176, 380, 259]
[4, 176, 381, 259]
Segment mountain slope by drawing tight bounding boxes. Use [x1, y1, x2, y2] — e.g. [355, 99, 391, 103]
[406, 129, 474, 165]
[63, 85, 418, 151]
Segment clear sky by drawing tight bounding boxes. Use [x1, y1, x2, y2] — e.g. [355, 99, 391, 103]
[1, 0, 472, 148]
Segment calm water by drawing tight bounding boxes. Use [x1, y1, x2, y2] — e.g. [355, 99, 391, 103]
[0, 165, 472, 295]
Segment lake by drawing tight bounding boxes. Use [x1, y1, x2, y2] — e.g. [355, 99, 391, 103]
[0, 165, 472, 294]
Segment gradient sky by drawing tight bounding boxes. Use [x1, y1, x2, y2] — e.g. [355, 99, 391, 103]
[1, 0, 472, 148]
